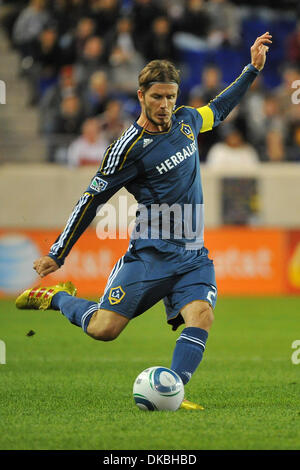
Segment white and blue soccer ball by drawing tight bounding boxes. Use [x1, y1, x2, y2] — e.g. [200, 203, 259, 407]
[133, 366, 184, 411]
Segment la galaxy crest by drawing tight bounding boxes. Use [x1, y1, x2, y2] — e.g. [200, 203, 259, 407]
[108, 286, 126, 305]
[180, 123, 194, 141]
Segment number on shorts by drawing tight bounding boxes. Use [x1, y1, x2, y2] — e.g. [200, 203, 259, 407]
[207, 286, 217, 304]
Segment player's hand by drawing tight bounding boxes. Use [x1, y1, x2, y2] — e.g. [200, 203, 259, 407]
[33, 256, 59, 278]
[250, 32, 272, 71]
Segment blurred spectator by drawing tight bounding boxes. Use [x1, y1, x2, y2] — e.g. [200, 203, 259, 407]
[67, 118, 109, 167]
[285, 87, 300, 126]
[187, 95, 205, 109]
[189, 64, 224, 103]
[1, 0, 28, 45]
[48, 0, 71, 37]
[12, 0, 50, 57]
[39, 65, 78, 133]
[81, 70, 112, 117]
[59, 17, 97, 66]
[176, 0, 210, 40]
[218, 103, 248, 138]
[131, 0, 166, 54]
[206, 0, 241, 47]
[74, 36, 108, 86]
[143, 16, 177, 62]
[274, 64, 300, 121]
[206, 124, 259, 167]
[67, 0, 91, 26]
[287, 122, 300, 162]
[240, 75, 267, 149]
[52, 0, 92, 33]
[45, 93, 85, 162]
[25, 25, 64, 105]
[5, 0, 300, 168]
[107, 18, 145, 96]
[250, 92, 286, 153]
[108, 46, 144, 96]
[162, 0, 184, 21]
[105, 16, 139, 58]
[286, 20, 300, 66]
[262, 93, 286, 132]
[105, 15, 145, 88]
[98, 99, 132, 141]
[49, 0, 91, 36]
[88, 0, 121, 37]
[53, 93, 85, 134]
[263, 129, 286, 163]
[75, 17, 97, 56]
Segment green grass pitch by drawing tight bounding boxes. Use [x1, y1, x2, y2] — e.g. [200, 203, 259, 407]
[0, 296, 299, 450]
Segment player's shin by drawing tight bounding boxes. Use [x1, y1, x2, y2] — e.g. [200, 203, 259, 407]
[170, 327, 208, 384]
[51, 292, 98, 332]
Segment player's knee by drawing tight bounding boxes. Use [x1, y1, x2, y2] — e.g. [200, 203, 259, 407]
[89, 326, 119, 341]
[189, 303, 214, 330]
[206, 305, 215, 327]
[87, 321, 120, 342]
[87, 309, 129, 341]
[200, 304, 214, 329]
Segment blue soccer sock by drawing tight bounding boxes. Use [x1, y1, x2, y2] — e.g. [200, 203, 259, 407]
[51, 292, 98, 333]
[171, 327, 208, 385]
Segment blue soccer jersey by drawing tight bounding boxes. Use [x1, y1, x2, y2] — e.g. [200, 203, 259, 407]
[101, 104, 213, 249]
[49, 64, 259, 267]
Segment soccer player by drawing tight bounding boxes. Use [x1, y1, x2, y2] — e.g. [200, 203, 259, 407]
[16, 33, 272, 410]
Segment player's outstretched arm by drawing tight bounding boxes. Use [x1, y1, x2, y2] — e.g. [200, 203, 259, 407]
[33, 138, 141, 277]
[200, 32, 272, 128]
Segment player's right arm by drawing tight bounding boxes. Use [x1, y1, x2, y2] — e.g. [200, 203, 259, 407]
[34, 125, 142, 277]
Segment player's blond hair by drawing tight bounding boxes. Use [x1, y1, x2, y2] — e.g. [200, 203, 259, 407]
[138, 60, 181, 93]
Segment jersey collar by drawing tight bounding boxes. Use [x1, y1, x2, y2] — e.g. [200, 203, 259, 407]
[133, 115, 175, 135]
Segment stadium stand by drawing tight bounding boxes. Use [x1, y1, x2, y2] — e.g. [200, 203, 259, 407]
[0, 24, 46, 162]
[0, 0, 299, 164]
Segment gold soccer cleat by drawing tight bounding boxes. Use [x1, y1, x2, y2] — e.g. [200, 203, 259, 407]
[15, 281, 77, 311]
[180, 399, 205, 411]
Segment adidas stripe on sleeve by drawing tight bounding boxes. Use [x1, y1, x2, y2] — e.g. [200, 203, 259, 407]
[100, 125, 141, 175]
[185, 64, 260, 133]
[207, 63, 260, 127]
[48, 128, 141, 266]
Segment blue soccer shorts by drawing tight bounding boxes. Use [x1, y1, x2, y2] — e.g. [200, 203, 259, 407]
[98, 239, 217, 331]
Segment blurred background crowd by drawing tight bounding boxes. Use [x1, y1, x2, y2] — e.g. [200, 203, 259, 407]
[1, 0, 300, 167]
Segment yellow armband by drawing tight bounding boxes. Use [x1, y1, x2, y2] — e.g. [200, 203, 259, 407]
[197, 105, 214, 133]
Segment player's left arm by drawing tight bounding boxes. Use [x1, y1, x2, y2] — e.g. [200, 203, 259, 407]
[196, 32, 272, 132]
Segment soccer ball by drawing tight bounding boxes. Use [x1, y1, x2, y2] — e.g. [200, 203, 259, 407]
[133, 366, 184, 411]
